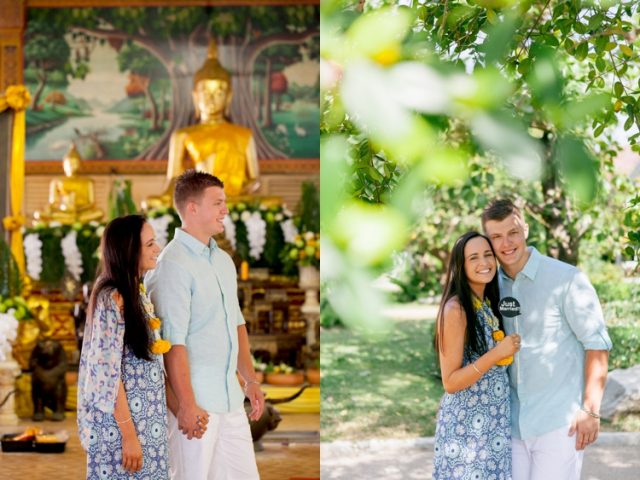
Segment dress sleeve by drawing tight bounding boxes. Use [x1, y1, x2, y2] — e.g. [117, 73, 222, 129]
[78, 289, 125, 413]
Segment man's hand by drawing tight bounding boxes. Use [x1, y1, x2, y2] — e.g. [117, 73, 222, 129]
[568, 409, 600, 450]
[177, 404, 210, 440]
[245, 382, 265, 421]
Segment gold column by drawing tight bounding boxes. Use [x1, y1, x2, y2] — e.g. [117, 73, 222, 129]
[0, 0, 25, 273]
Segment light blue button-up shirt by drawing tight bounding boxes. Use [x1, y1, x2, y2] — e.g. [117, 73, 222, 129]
[498, 247, 612, 440]
[145, 228, 245, 414]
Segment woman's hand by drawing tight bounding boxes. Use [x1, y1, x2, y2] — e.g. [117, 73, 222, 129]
[121, 431, 143, 472]
[493, 333, 521, 361]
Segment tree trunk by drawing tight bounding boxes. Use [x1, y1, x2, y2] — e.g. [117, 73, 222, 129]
[137, 73, 195, 160]
[31, 71, 47, 111]
[143, 82, 160, 131]
[220, 43, 287, 160]
[263, 57, 273, 128]
[540, 132, 579, 266]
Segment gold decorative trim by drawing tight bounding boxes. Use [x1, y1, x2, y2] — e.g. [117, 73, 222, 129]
[25, 159, 319, 175]
[27, 0, 318, 6]
[0, 0, 24, 29]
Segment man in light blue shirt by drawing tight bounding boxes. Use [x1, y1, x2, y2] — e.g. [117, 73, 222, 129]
[146, 170, 263, 480]
[482, 199, 611, 480]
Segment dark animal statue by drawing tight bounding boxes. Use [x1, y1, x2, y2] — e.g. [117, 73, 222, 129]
[29, 338, 68, 421]
[246, 384, 309, 451]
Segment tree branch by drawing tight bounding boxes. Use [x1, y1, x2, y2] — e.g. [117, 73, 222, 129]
[514, 0, 553, 61]
[70, 26, 172, 67]
[246, 28, 319, 66]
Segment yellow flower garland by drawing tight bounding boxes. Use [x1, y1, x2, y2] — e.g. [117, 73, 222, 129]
[0, 84, 31, 275]
[473, 296, 513, 366]
[139, 283, 171, 354]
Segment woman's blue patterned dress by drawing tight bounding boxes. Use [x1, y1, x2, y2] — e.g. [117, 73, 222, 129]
[77, 289, 169, 480]
[433, 301, 512, 480]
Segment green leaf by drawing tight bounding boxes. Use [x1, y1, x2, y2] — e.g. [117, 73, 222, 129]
[564, 38, 575, 51]
[588, 13, 603, 30]
[593, 124, 605, 137]
[614, 82, 624, 97]
[575, 42, 588, 61]
[480, 12, 520, 64]
[620, 44, 633, 57]
[595, 56, 606, 72]
[517, 58, 531, 75]
[604, 42, 616, 51]
[594, 36, 608, 54]
[574, 22, 588, 34]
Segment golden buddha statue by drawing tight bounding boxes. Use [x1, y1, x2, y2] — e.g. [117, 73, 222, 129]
[143, 40, 261, 210]
[33, 144, 104, 224]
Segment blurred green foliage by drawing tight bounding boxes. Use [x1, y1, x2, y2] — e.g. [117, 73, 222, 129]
[608, 326, 640, 370]
[107, 179, 138, 220]
[297, 181, 320, 233]
[321, 0, 640, 327]
[0, 238, 22, 299]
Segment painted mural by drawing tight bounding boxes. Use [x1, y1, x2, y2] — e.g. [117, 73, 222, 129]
[24, 6, 319, 162]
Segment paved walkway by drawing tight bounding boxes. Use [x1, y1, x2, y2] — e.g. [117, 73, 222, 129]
[321, 433, 640, 480]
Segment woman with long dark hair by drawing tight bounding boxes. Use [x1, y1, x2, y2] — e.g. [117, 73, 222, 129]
[433, 231, 521, 480]
[77, 215, 172, 479]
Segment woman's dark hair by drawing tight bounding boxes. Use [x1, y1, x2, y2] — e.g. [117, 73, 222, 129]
[88, 214, 151, 360]
[435, 231, 503, 358]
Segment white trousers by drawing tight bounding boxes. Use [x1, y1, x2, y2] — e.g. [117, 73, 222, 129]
[512, 425, 584, 480]
[168, 407, 260, 480]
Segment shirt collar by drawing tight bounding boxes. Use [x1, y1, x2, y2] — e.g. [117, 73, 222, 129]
[499, 246, 540, 281]
[175, 228, 218, 256]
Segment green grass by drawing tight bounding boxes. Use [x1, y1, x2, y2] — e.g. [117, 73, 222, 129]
[321, 319, 443, 442]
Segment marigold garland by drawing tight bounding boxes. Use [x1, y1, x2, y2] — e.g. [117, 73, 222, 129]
[473, 296, 513, 366]
[139, 283, 171, 354]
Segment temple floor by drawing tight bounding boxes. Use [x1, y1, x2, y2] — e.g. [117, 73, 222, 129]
[0, 412, 320, 479]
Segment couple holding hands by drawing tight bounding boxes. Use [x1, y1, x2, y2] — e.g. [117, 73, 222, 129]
[77, 170, 263, 479]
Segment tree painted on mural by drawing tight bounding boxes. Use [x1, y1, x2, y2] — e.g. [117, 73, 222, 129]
[26, 5, 319, 160]
[116, 42, 167, 132]
[254, 39, 320, 129]
[23, 14, 89, 111]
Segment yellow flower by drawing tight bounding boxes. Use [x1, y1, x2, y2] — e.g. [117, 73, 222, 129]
[472, 297, 483, 311]
[139, 283, 146, 294]
[492, 330, 505, 341]
[151, 339, 171, 354]
[496, 356, 513, 366]
[5, 85, 31, 111]
[492, 329, 513, 366]
[2, 215, 25, 231]
[149, 317, 161, 330]
[372, 45, 401, 66]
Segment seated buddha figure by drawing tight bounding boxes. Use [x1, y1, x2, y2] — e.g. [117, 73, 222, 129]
[33, 144, 104, 224]
[143, 40, 261, 210]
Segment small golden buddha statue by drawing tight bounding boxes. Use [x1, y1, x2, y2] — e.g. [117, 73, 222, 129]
[33, 144, 104, 224]
[143, 40, 261, 210]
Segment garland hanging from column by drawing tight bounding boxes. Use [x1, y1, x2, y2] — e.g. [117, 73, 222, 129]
[0, 85, 30, 275]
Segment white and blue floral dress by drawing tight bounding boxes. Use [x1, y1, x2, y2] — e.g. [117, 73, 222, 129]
[77, 288, 169, 479]
[433, 301, 511, 480]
